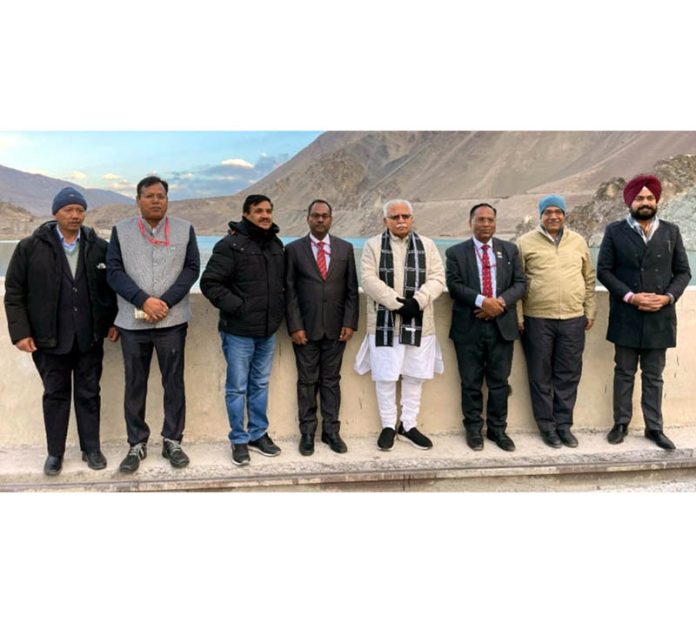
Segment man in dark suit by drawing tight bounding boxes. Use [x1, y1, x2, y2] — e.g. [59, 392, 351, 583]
[4, 187, 119, 475]
[285, 199, 359, 455]
[446, 203, 526, 452]
[597, 174, 691, 450]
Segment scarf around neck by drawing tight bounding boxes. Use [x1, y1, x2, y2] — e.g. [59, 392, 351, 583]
[376, 230, 426, 347]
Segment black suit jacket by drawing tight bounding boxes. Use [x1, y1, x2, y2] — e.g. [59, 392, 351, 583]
[597, 219, 691, 349]
[446, 237, 526, 342]
[285, 235, 359, 341]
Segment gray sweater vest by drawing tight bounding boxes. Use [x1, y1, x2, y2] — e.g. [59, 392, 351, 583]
[114, 216, 193, 330]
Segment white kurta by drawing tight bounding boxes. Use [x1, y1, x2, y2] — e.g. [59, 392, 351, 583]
[354, 333, 444, 382]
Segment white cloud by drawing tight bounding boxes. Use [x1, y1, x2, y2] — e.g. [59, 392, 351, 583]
[102, 173, 122, 180]
[25, 167, 51, 176]
[68, 170, 87, 181]
[110, 181, 136, 193]
[0, 133, 26, 151]
[221, 158, 254, 169]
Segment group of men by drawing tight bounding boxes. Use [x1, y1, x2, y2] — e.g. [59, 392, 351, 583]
[3, 172, 690, 476]
[446, 174, 690, 453]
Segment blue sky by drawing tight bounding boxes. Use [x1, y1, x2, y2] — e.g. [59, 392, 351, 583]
[0, 131, 322, 200]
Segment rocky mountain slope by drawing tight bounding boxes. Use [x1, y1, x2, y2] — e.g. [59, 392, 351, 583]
[0, 201, 38, 238]
[519, 154, 696, 247]
[5, 132, 696, 242]
[0, 164, 130, 216]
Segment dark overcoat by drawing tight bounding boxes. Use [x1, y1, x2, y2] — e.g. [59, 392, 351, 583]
[596, 219, 691, 349]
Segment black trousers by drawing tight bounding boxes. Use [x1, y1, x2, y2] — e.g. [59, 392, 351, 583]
[119, 324, 187, 446]
[453, 321, 514, 432]
[32, 339, 104, 456]
[613, 345, 666, 431]
[292, 337, 346, 435]
[521, 316, 586, 432]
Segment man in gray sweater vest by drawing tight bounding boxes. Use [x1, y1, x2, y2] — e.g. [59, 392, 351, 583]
[107, 176, 200, 473]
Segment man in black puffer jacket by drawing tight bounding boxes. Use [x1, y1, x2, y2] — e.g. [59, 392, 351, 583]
[4, 187, 119, 476]
[200, 194, 285, 466]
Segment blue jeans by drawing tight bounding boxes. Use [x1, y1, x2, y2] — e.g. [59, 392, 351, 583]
[220, 332, 276, 445]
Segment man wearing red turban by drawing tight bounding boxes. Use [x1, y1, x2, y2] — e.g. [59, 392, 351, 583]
[597, 174, 691, 450]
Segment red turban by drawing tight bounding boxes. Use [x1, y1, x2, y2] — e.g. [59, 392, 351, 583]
[623, 174, 662, 206]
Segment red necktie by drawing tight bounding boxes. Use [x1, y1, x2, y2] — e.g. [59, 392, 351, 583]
[316, 241, 328, 279]
[481, 244, 493, 297]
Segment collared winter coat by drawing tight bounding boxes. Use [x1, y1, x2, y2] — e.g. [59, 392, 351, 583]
[597, 218, 691, 349]
[4, 222, 117, 348]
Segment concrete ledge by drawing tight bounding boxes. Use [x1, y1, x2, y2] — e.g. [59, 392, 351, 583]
[3, 286, 696, 447]
[3, 427, 696, 492]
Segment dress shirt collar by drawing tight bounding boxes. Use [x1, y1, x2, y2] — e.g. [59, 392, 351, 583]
[55, 225, 80, 251]
[309, 232, 331, 248]
[626, 214, 660, 243]
[472, 236, 493, 251]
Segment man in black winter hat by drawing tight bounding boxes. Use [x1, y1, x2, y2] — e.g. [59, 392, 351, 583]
[4, 187, 119, 475]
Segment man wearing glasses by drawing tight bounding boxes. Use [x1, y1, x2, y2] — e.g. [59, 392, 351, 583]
[355, 199, 445, 451]
[285, 199, 359, 456]
[107, 175, 200, 473]
[446, 203, 526, 452]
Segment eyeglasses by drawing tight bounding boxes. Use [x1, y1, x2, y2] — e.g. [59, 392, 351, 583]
[386, 214, 412, 221]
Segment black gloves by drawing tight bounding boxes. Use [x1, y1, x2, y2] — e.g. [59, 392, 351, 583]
[396, 296, 420, 322]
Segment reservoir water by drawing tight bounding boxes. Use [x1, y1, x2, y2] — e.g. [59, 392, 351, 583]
[2, 237, 696, 287]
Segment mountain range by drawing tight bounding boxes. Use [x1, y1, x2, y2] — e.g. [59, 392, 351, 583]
[0, 164, 131, 215]
[2, 131, 696, 242]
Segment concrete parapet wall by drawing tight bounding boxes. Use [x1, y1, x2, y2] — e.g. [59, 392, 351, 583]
[2, 282, 695, 447]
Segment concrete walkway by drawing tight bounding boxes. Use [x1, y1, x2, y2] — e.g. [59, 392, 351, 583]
[3, 426, 696, 492]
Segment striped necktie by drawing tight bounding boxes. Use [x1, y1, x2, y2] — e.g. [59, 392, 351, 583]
[316, 241, 328, 279]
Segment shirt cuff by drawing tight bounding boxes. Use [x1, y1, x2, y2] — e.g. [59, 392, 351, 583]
[475, 294, 485, 308]
[623, 291, 635, 304]
[667, 293, 675, 305]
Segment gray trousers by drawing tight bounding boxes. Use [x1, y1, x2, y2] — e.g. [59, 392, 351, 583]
[613, 345, 666, 431]
[521, 316, 586, 432]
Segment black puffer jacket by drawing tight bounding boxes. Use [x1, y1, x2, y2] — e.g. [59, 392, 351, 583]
[4, 222, 117, 348]
[200, 218, 285, 337]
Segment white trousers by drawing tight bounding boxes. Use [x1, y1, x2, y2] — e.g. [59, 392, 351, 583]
[375, 375, 424, 431]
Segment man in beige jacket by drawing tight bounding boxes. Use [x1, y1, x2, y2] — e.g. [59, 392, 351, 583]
[517, 195, 596, 448]
[355, 199, 445, 451]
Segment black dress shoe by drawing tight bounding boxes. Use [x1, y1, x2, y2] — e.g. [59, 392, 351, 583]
[44, 455, 63, 476]
[645, 429, 676, 451]
[299, 434, 315, 456]
[486, 429, 516, 452]
[607, 423, 628, 445]
[82, 450, 107, 470]
[465, 429, 484, 451]
[557, 427, 578, 448]
[321, 431, 348, 454]
[540, 429, 562, 448]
